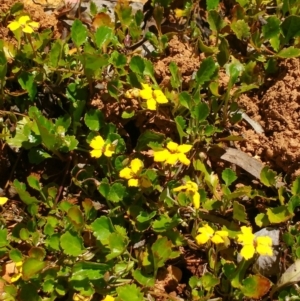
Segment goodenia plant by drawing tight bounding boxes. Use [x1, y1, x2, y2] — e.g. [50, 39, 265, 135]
[1, 0, 300, 300]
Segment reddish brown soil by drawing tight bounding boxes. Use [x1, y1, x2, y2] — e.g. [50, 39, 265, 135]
[237, 59, 300, 178]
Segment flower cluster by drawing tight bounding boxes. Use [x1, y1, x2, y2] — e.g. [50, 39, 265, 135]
[119, 158, 151, 188]
[173, 180, 200, 209]
[89, 135, 115, 159]
[196, 224, 229, 246]
[153, 141, 192, 166]
[237, 226, 273, 260]
[125, 83, 168, 110]
[195, 225, 273, 260]
[8, 15, 39, 34]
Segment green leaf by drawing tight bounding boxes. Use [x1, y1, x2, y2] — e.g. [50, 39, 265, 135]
[260, 166, 276, 187]
[60, 231, 84, 256]
[129, 56, 145, 74]
[18, 72, 37, 101]
[277, 47, 300, 58]
[121, 110, 135, 119]
[191, 102, 210, 122]
[288, 195, 300, 211]
[201, 272, 220, 290]
[266, 206, 293, 223]
[80, 53, 109, 78]
[95, 26, 113, 49]
[179, 91, 192, 109]
[231, 19, 250, 40]
[27, 175, 41, 191]
[0, 229, 8, 247]
[9, 249, 22, 262]
[49, 40, 62, 68]
[0, 50, 7, 80]
[116, 284, 144, 301]
[136, 130, 165, 152]
[89, 1, 97, 16]
[255, 213, 269, 227]
[292, 177, 300, 195]
[71, 19, 87, 47]
[233, 201, 248, 223]
[10, 2, 24, 14]
[222, 168, 237, 186]
[106, 233, 127, 260]
[195, 57, 217, 86]
[151, 237, 172, 271]
[169, 61, 181, 89]
[72, 262, 110, 280]
[207, 0, 219, 10]
[262, 16, 280, 39]
[22, 258, 47, 281]
[217, 37, 230, 67]
[281, 15, 300, 43]
[107, 79, 122, 100]
[207, 10, 226, 32]
[91, 216, 114, 245]
[175, 116, 188, 143]
[84, 109, 104, 131]
[67, 206, 84, 230]
[107, 183, 126, 203]
[132, 269, 155, 287]
[13, 179, 39, 205]
[241, 274, 272, 298]
[109, 50, 127, 68]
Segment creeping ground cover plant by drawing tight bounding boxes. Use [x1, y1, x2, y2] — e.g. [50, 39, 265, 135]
[1, 0, 300, 300]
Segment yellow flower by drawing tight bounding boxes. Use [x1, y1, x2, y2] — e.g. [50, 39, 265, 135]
[196, 224, 229, 245]
[153, 141, 192, 165]
[174, 8, 186, 19]
[102, 295, 114, 301]
[124, 88, 140, 99]
[8, 15, 39, 34]
[139, 84, 168, 110]
[173, 181, 200, 209]
[0, 197, 8, 205]
[237, 226, 273, 260]
[10, 261, 23, 283]
[89, 135, 115, 158]
[119, 158, 151, 188]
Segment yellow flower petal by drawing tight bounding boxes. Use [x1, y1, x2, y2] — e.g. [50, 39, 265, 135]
[18, 15, 31, 25]
[102, 296, 115, 301]
[237, 226, 255, 245]
[146, 98, 157, 110]
[195, 233, 210, 245]
[28, 21, 39, 29]
[153, 149, 170, 162]
[173, 184, 188, 192]
[15, 261, 23, 267]
[240, 245, 255, 260]
[128, 178, 139, 187]
[130, 158, 144, 174]
[90, 135, 104, 150]
[22, 25, 34, 34]
[140, 85, 153, 100]
[211, 234, 225, 244]
[0, 197, 8, 205]
[7, 21, 21, 31]
[198, 224, 214, 236]
[177, 144, 192, 153]
[10, 273, 22, 283]
[174, 8, 185, 19]
[90, 149, 102, 158]
[104, 143, 115, 157]
[153, 90, 168, 104]
[256, 236, 273, 256]
[192, 192, 200, 209]
[119, 167, 133, 180]
[177, 153, 190, 165]
[165, 154, 179, 165]
[186, 181, 198, 192]
[166, 141, 178, 152]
